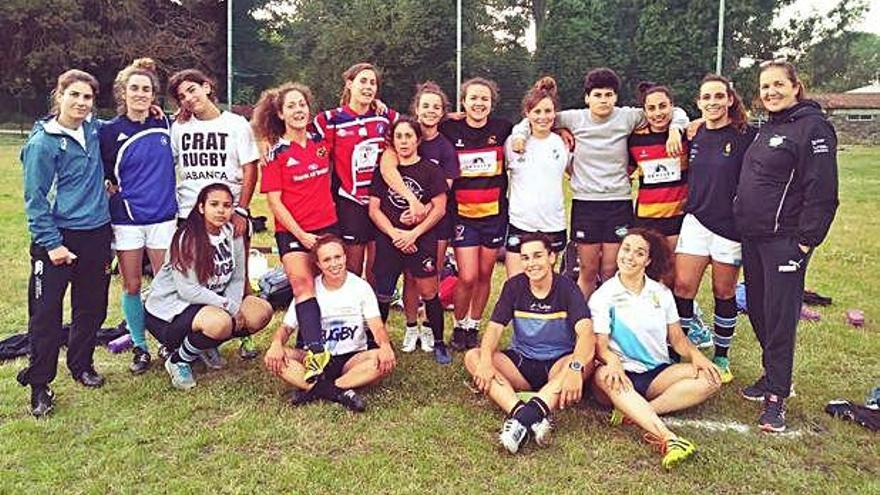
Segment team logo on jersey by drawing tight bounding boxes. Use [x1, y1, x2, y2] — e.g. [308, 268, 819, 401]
[117, 133, 129, 142]
[422, 258, 434, 273]
[651, 292, 661, 309]
[161, 136, 169, 147]
[487, 135, 497, 146]
[722, 141, 732, 157]
[286, 157, 300, 167]
[377, 123, 386, 135]
[769, 135, 785, 148]
[455, 139, 465, 148]
[317, 145, 328, 158]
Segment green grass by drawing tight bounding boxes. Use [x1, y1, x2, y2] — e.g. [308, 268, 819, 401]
[0, 136, 878, 494]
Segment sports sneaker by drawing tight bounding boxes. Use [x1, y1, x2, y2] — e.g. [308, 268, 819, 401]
[303, 348, 331, 384]
[759, 394, 786, 432]
[531, 417, 553, 447]
[661, 437, 697, 469]
[164, 358, 196, 390]
[199, 347, 226, 370]
[687, 322, 713, 349]
[742, 377, 796, 401]
[450, 326, 467, 351]
[158, 345, 172, 362]
[30, 386, 54, 418]
[238, 336, 258, 360]
[433, 341, 452, 365]
[129, 346, 152, 375]
[419, 326, 435, 352]
[713, 356, 733, 384]
[285, 388, 317, 407]
[499, 417, 529, 454]
[335, 389, 366, 412]
[465, 329, 480, 349]
[401, 325, 420, 353]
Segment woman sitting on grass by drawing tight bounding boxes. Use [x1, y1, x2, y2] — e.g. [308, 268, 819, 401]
[264, 235, 396, 412]
[589, 228, 721, 469]
[145, 183, 273, 390]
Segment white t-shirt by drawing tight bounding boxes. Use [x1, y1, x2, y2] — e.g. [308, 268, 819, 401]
[205, 223, 235, 293]
[588, 273, 679, 373]
[282, 272, 380, 356]
[505, 133, 569, 232]
[171, 111, 260, 217]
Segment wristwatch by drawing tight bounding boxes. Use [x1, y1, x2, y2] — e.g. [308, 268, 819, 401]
[569, 360, 583, 372]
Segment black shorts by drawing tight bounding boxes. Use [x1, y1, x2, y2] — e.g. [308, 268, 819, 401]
[275, 224, 339, 256]
[337, 199, 376, 244]
[145, 304, 204, 348]
[570, 199, 634, 244]
[452, 217, 507, 249]
[505, 224, 567, 254]
[434, 213, 454, 241]
[322, 343, 379, 381]
[503, 349, 565, 391]
[634, 215, 684, 238]
[625, 362, 671, 397]
[372, 233, 438, 298]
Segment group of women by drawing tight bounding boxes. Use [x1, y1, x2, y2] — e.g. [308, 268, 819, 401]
[19, 58, 838, 464]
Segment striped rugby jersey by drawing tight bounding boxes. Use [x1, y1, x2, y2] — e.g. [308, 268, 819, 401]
[627, 127, 689, 220]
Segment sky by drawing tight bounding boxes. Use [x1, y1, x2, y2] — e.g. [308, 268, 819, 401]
[779, 0, 880, 33]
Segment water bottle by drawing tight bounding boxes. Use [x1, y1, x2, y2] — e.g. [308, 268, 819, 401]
[108, 334, 132, 353]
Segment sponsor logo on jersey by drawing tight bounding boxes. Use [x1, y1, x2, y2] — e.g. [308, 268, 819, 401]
[317, 145, 328, 158]
[286, 157, 300, 167]
[723, 141, 732, 157]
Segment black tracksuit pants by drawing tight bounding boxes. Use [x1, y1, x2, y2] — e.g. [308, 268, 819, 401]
[741, 236, 811, 398]
[17, 224, 112, 387]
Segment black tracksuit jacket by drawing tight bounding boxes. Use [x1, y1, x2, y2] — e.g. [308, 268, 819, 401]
[733, 100, 839, 247]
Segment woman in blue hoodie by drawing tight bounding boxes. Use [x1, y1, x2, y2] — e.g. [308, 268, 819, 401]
[18, 69, 112, 417]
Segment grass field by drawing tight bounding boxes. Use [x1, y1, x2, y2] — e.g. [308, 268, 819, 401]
[0, 134, 877, 494]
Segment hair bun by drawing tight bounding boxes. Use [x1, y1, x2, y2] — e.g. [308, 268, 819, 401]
[131, 58, 157, 72]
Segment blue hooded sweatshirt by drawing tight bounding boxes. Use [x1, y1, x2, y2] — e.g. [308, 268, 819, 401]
[22, 116, 110, 250]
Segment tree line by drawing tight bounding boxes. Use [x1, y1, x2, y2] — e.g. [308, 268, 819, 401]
[1, 0, 876, 122]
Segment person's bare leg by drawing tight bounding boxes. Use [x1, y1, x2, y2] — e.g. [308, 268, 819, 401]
[453, 247, 479, 321]
[334, 349, 391, 389]
[470, 246, 498, 321]
[534, 355, 596, 411]
[145, 248, 166, 276]
[464, 348, 531, 413]
[645, 364, 720, 415]
[364, 241, 376, 287]
[345, 243, 366, 279]
[577, 243, 601, 301]
[673, 254, 710, 300]
[402, 273, 420, 324]
[599, 242, 620, 281]
[593, 365, 676, 440]
[277, 348, 311, 390]
[237, 296, 274, 334]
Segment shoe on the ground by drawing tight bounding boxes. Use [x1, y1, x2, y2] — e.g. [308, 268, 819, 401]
[335, 389, 366, 412]
[465, 329, 480, 349]
[419, 326, 434, 352]
[499, 417, 529, 454]
[531, 417, 553, 447]
[433, 341, 452, 365]
[303, 348, 331, 384]
[73, 369, 105, 388]
[285, 388, 317, 407]
[158, 345, 172, 362]
[687, 321, 713, 349]
[401, 325, 420, 353]
[129, 346, 152, 375]
[742, 377, 795, 401]
[450, 326, 467, 351]
[759, 394, 786, 433]
[199, 347, 226, 370]
[164, 358, 196, 390]
[30, 386, 54, 418]
[238, 336, 258, 360]
[661, 436, 697, 469]
[713, 356, 733, 384]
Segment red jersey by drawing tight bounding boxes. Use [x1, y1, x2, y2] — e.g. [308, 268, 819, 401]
[314, 105, 399, 206]
[260, 135, 336, 232]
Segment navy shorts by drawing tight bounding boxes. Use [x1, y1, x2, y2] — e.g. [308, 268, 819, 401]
[503, 349, 565, 391]
[570, 199, 633, 244]
[275, 224, 339, 256]
[505, 224, 567, 254]
[452, 218, 507, 249]
[626, 362, 671, 397]
[145, 304, 204, 348]
[337, 199, 376, 244]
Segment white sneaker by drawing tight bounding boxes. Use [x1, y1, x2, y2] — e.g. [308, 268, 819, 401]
[531, 417, 553, 447]
[499, 417, 528, 454]
[401, 325, 419, 353]
[419, 326, 434, 352]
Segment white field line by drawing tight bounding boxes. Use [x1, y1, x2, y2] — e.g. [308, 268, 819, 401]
[664, 417, 810, 437]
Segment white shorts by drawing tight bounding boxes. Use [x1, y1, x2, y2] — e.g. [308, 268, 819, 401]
[675, 214, 741, 266]
[112, 220, 177, 251]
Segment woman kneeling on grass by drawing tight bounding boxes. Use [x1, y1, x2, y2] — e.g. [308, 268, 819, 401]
[145, 183, 273, 390]
[264, 235, 396, 412]
[465, 234, 595, 454]
[589, 228, 721, 469]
